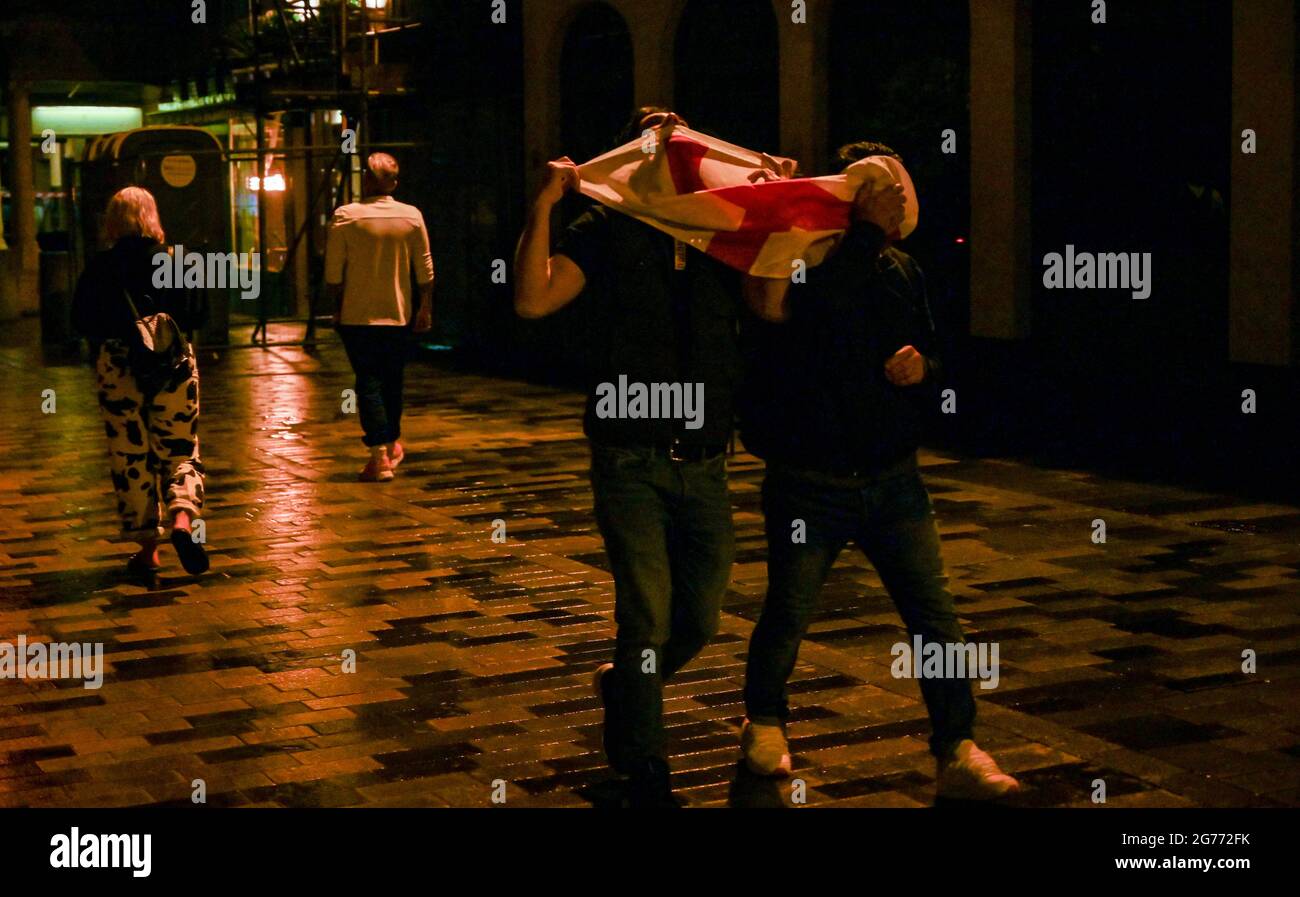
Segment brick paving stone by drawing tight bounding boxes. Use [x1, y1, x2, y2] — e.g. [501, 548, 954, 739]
[0, 321, 1296, 807]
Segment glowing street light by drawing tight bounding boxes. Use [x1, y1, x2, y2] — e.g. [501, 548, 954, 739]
[247, 173, 287, 192]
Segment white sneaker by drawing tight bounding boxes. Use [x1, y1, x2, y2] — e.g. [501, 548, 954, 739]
[741, 718, 792, 777]
[936, 740, 1020, 800]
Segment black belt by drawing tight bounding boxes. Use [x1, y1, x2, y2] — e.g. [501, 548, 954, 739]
[593, 439, 727, 462]
[658, 440, 726, 462]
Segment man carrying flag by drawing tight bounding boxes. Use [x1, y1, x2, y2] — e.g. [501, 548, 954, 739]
[515, 109, 914, 807]
[737, 141, 1021, 801]
[515, 108, 742, 807]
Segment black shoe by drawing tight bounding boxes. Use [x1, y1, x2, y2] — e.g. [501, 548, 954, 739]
[626, 758, 683, 809]
[125, 552, 160, 585]
[171, 527, 210, 575]
[593, 663, 629, 774]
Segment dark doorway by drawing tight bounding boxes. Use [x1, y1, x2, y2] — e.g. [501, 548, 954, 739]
[561, 3, 635, 163]
[510, 2, 636, 384]
[674, 0, 780, 152]
[403, 0, 525, 363]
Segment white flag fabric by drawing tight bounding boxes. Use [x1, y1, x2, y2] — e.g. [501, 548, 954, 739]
[576, 125, 918, 278]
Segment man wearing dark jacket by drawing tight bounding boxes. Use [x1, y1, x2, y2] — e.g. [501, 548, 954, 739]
[738, 142, 1020, 800]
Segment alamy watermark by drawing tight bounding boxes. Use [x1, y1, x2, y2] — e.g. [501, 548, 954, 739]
[1043, 245, 1151, 300]
[891, 636, 1000, 690]
[50, 828, 150, 878]
[1, 635, 104, 689]
[152, 244, 261, 300]
[594, 375, 704, 430]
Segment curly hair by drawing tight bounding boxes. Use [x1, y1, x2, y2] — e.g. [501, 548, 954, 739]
[836, 141, 902, 166]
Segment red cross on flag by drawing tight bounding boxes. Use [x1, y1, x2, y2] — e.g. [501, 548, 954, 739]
[576, 125, 919, 278]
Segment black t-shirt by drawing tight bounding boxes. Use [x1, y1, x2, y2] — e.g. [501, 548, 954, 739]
[556, 205, 743, 447]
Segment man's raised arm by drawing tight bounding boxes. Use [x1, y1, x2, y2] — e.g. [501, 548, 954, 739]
[514, 157, 587, 319]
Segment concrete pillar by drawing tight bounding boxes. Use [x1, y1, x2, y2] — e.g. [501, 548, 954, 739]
[1229, 0, 1297, 365]
[6, 81, 41, 316]
[775, 0, 828, 174]
[522, 0, 583, 201]
[0, 132, 15, 323]
[968, 0, 1032, 339]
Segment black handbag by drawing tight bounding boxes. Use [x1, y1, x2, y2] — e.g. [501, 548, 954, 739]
[122, 285, 187, 392]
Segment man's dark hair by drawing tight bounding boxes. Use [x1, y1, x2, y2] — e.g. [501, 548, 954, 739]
[617, 105, 672, 145]
[837, 141, 902, 166]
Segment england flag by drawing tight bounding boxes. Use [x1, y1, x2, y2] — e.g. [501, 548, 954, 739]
[576, 125, 919, 278]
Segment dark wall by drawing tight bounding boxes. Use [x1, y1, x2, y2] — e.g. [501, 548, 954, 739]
[828, 0, 970, 448]
[1020, 0, 1245, 485]
[915, 0, 1297, 501]
[378, 0, 525, 361]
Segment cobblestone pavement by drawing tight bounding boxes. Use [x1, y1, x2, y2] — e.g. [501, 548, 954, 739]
[1, 322, 1298, 808]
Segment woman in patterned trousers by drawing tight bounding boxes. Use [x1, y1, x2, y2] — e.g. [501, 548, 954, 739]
[72, 187, 209, 577]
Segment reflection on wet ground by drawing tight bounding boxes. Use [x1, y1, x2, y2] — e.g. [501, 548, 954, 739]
[1, 322, 1298, 807]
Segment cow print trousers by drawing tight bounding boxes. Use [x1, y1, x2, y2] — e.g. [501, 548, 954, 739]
[95, 341, 205, 542]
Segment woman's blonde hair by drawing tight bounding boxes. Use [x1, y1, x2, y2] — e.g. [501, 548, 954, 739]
[103, 186, 166, 244]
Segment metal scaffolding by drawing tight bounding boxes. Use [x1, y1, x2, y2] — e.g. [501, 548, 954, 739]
[237, 0, 420, 348]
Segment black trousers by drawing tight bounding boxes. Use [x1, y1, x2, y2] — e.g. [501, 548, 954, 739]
[337, 324, 410, 447]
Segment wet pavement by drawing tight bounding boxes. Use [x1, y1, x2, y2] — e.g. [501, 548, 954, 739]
[1, 321, 1298, 807]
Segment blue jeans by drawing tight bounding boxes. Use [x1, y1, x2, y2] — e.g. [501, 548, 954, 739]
[590, 443, 735, 765]
[743, 458, 976, 758]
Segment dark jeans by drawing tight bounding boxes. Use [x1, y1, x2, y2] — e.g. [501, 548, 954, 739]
[744, 457, 976, 759]
[337, 324, 409, 447]
[590, 443, 735, 765]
